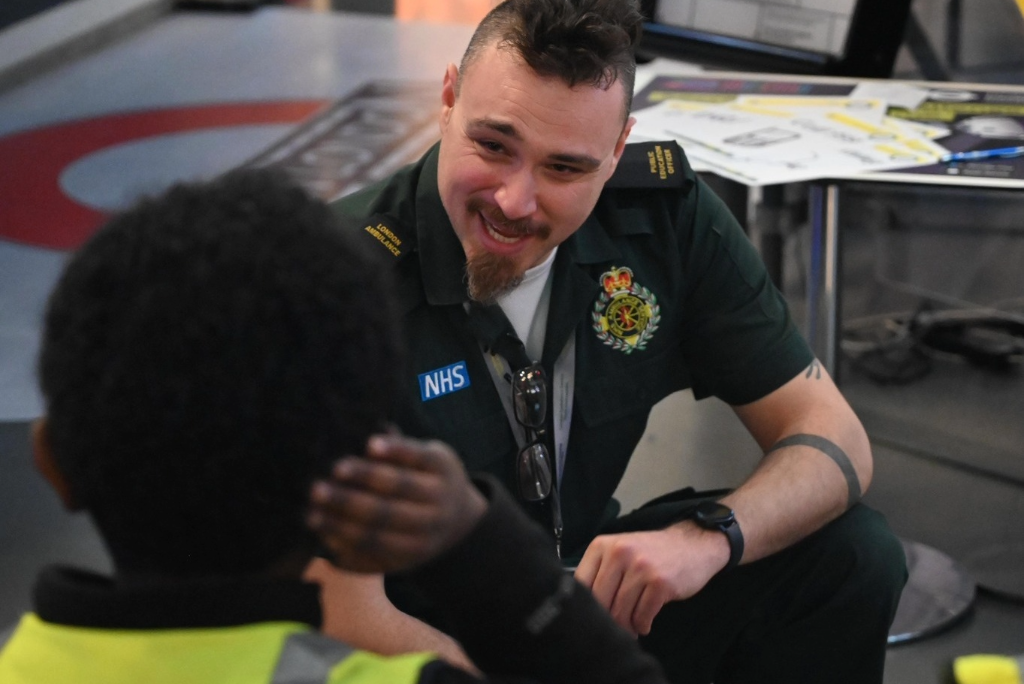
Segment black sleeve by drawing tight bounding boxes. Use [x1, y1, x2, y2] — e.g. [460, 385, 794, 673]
[407, 475, 669, 684]
[416, 659, 530, 684]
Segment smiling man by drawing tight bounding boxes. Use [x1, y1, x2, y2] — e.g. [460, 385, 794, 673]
[322, 1, 907, 683]
[436, 33, 632, 303]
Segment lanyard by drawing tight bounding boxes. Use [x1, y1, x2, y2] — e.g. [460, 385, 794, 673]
[465, 302, 576, 556]
[483, 336, 575, 485]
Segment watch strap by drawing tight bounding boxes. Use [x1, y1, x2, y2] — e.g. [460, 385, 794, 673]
[694, 502, 744, 571]
[719, 518, 744, 571]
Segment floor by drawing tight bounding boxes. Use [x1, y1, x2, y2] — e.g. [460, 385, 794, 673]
[1, 0, 1022, 681]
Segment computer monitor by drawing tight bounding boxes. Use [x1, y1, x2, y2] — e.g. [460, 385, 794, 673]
[638, 0, 912, 78]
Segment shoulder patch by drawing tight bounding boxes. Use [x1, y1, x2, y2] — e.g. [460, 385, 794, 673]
[359, 214, 415, 261]
[605, 140, 689, 190]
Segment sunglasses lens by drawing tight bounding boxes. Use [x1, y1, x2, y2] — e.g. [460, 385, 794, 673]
[513, 366, 547, 428]
[517, 443, 553, 501]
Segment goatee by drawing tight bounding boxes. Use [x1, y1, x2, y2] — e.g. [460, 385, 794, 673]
[465, 250, 522, 304]
[462, 199, 551, 303]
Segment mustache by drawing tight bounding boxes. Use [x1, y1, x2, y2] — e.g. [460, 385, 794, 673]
[467, 198, 551, 240]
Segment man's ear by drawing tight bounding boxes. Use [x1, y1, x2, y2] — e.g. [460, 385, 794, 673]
[439, 62, 459, 131]
[32, 418, 79, 511]
[603, 115, 635, 182]
[611, 116, 636, 169]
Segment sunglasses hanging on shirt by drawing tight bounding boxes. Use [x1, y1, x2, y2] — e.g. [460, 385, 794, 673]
[465, 303, 565, 558]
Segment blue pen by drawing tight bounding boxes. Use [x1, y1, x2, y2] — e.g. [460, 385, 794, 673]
[940, 145, 1024, 163]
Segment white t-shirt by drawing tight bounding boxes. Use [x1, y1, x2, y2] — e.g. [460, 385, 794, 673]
[496, 247, 557, 362]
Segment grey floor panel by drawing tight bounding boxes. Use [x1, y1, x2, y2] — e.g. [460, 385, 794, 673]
[1, 2, 1024, 682]
[885, 594, 1024, 684]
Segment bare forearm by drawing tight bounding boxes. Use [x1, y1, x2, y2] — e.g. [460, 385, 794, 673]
[574, 363, 872, 636]
[303, 559, 476, 672]
[728, 361, 872, 562]
[721, 439, 862, 562]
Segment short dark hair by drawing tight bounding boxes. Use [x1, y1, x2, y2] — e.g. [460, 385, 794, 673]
[460, 0, 642, 120]
[38, 169, 401, 577]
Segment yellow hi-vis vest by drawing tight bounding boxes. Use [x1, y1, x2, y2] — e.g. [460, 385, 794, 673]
[0, 613, 433, 684]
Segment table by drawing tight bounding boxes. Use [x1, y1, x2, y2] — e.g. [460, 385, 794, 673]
[631, 70, 1024, 641]
[630, 71, 1024, 379]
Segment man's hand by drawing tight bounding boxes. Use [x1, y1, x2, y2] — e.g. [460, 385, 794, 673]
[574, 523, 730, 636]
[307, 433, 487, 574]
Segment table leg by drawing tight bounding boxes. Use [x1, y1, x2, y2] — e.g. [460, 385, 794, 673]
[807, 184, 979, 645]
[807, 183, 842, 381]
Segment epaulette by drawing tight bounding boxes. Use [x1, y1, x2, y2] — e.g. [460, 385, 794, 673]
[605, 140, 689, 190]
[355, 214, 416, 264]
[349, 212, 425, 313]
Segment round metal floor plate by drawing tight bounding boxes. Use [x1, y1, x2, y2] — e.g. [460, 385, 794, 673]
[888, 539, 976, 645]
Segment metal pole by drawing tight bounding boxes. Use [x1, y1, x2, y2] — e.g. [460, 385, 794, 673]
[807, 183, 841, 381]
[823, 183, 841, 382]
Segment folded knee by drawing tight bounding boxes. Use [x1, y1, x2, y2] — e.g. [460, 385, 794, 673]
[816, 504, 908, 602]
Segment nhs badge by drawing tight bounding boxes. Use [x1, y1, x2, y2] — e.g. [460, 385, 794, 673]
[418, 361, 470, 401]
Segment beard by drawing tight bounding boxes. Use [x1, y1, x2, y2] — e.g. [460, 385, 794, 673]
[465, 250, 523, 304]
[463, 199, 551, 304]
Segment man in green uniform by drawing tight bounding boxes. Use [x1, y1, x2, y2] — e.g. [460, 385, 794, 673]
[0, 170, 669, 684]
[321, 0, 907, 682]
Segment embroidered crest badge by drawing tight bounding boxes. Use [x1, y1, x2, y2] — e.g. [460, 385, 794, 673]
[591, 266, 660, 354]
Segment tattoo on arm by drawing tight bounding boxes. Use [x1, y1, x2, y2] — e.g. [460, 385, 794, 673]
[766, 433, 861, 508]
[805, 360, 822, 380]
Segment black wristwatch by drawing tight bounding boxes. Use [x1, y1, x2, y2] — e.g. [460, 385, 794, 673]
[693, 501, 744, 571]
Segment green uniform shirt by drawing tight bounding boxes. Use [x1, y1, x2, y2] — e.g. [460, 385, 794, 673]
[333, 141, 812, 558]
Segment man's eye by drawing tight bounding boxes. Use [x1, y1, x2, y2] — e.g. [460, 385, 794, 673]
[550, 164, 582, 175]
[477, 140, 503, 153]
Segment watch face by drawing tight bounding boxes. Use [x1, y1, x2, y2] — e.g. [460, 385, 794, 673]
[695, 501, 735, 527]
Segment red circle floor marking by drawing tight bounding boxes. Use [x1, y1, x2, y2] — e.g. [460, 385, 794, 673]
[0, 100, 327, 250]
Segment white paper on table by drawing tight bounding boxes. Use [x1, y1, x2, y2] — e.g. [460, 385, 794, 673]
[630, 100, 721, 172]
[631, 98, 949, 185]
[883, 117, 951, 140]
[655, 102, 924, 161]
[676, 135, 942, 185]
[880, 118, 952, 157]
[732, 95, 889, 125]
[630, 99, 718, 143]
[793, 107, 950, 160]
[850, 81, 931, 110]
[638, 104, 941, 185]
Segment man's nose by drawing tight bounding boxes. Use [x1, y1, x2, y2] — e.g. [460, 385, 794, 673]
[494, 167, 538, 220]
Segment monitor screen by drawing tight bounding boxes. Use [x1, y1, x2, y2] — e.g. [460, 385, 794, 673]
[653, 0, 857, 59]
[639, 0, 911, 78]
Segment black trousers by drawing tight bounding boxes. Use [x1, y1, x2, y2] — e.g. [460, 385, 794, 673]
[602, 495, 907, 684]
